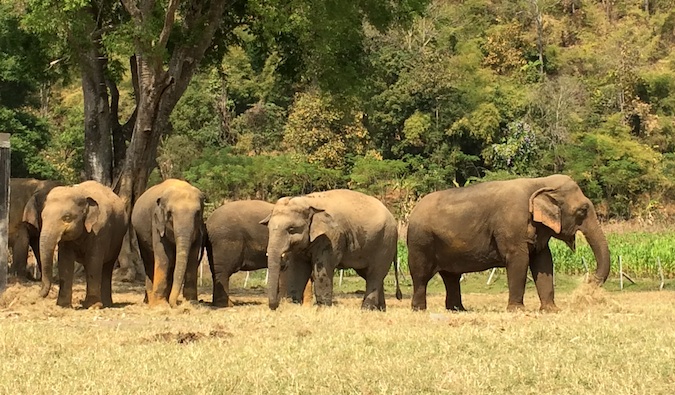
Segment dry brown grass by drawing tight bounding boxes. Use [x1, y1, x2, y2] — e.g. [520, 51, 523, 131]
[1, 277, 675, 395]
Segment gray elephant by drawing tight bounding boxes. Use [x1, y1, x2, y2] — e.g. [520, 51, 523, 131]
[132, 179, 205, 307]
[205, 200, 312, 307]
[8, 178, 62, 280]
[261, 189, 402, 311]
[407, 174, 611, 312]
[39, 181, 127, 308]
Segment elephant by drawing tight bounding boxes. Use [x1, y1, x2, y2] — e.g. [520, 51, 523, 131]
[131, 179, 205, 307]
[8, 178, 62, 280]
[261, 189, 402, 311]
[205, 199, 312, 307]
[39, 181, 127, 308]
[407, 174, 611, 312]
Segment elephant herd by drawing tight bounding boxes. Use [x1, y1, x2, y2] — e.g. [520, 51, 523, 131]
[6, 174, 610, 312]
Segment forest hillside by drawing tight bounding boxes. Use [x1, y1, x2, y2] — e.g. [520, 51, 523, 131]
[4, 0, 675, 220]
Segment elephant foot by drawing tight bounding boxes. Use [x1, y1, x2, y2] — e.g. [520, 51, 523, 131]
[506, 302, 525, 312]
[56, 300, 73, 308]
[148, 298, 170, 308]
[540, 303, 560, 313]
[81, 297, 104, 309]
[212, 299, 234, 308]
[447, 305, 467, 312]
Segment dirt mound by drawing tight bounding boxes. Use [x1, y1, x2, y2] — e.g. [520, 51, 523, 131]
[0, 282, 41, 309]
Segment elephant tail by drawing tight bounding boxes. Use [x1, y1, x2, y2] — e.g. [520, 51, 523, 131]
[394, 250, 402, 301]
[204, 228, 214, 280]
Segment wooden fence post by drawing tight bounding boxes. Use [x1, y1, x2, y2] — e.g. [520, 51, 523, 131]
[0, 133, 10, 294]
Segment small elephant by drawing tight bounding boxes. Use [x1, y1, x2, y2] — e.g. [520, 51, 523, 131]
[39, 181, 127, 308]
[407, 174, 611, 312]
[205, 200, 312, 307]
[261, 189, 402, 311]
[8, 178, 62, 280]
[132, 179, 205, 307]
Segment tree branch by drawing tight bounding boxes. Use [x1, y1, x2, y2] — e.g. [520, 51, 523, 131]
[120, 0, 141, 22]
[158, 0, 180, 49]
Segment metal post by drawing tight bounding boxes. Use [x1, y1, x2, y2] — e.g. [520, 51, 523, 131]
[619, 255, 623, 291]
[0, 133, 10, 294]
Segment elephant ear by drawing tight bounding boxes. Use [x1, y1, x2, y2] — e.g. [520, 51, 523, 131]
[84, 197, 101, 233]
[309, 208, 338, 243]
[22, 195, 40, 228]
[154, 197, 169, 237]
[529, 188, 561, 234]
[259, 212, 272, 226]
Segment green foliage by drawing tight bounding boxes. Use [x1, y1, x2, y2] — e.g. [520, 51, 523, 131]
[283, 90, 369, 169]
[0, 1, 59, 179]
[488, 121, 541, 176]
[183, 149, 345, 204]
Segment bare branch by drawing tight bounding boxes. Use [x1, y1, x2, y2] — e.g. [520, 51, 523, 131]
[158, 0, 181, 50]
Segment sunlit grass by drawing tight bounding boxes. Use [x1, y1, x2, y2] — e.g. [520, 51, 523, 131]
[1, 275, 675, 395]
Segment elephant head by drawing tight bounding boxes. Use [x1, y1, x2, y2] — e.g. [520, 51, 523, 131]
[154, 187, 204, 307]
[39, 186, 105, 298]
[261, 197, 337, 310]
[529, 176, 610, 284]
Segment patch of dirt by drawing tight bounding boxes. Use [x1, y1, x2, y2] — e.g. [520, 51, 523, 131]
[149, 330, 233, 344]
[567, 282, 608, 311]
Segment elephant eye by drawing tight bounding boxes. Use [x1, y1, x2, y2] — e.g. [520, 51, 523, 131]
[288, 227, 301, 234]
[576, 206, 588, 218]
[62, 214, 73, 223]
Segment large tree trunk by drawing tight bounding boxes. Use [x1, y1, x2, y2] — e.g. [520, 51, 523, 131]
[113, 0, 230, 278]
[80, 41, 113, 186]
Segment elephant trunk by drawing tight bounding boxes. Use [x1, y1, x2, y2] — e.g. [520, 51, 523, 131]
[168, 233, 192, 307]
[267, 253, 282, 310]
[580, 208, 610, 284]
[39, 225, 63, 298]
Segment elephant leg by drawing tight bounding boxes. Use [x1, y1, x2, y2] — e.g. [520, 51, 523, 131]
[409, 246, 435, 311]
[182, 243, 201, 302]
[101, 258, 115, 308]
[149, 239, 173, 307]
[137, 239, 154, 304]
[212, 270, 233, 307]
[360, 265, 388, 312]
[530, 247, 558, 312]
[29, 233, 42, 281]
[82, 261, 104, 309]
[505, 249, 530, 311]
[312, 248, 338, 307]
[439, 271, 465, 311]
[10, 226, 30, 278]
[56, 248, 75, 308]
[289, 263, 313, 304]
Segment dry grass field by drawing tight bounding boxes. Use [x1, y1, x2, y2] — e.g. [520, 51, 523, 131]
[1, 272, 674, 395]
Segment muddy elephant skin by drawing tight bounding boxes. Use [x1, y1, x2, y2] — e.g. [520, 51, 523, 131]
[205, 200, 312, 307]
[39, 181, 127, 308]
[407, 174, 610, 312]
[132, 179, 205, 308]
[8, 178, 62, 280]
[261, 189, 402, 311]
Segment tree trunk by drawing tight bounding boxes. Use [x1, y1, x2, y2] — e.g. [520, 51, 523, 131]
[80, 42, 113, 186]
[114, 0, 230, 278]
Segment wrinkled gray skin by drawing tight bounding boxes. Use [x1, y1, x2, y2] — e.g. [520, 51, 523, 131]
[132, 179, 205, 308]
[8, 178, 62, 280]
[262, 189, 402, 311]
[407, 175, 611, 312]
[39, 181, 127, 308]
[205, 200, 312, 307]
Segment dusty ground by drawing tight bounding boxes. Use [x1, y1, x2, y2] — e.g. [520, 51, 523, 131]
[1, 273, 674, 395]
